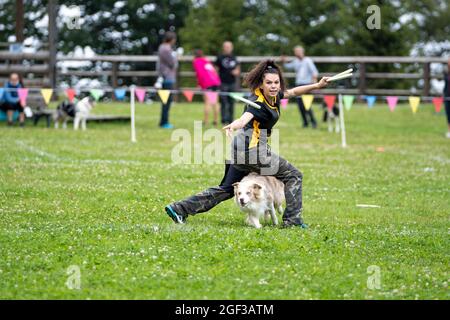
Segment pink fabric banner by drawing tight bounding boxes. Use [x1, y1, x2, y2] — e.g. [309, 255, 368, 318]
[183, 90, 194, 102]
[324, 95, 336, 110]
[386, 96, 398, 112]
[66, 88, 76, 103]
[432, 97, 443, 113]
[135, 88, 146, 102]
[18, 88, 28, 106]
[280, 98, 289, 109]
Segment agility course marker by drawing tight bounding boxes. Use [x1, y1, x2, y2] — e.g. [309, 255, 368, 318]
[338, 94, 347, 148]
[130, 85, 137, 143]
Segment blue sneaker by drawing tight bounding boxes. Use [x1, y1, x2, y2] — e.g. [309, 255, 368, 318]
[165, 205, 186, 224]
[160, 123, 174, 129]
[282, 222, 308, 229]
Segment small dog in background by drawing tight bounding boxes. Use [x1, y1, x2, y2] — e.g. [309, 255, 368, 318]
[73, 96, 95, 130]
[233, 173, 285, 228]
[54, 100, 76, 129]
[322, 102, 340, 133]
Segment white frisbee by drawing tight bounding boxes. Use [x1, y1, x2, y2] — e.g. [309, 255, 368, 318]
[230, 93, 261, 109]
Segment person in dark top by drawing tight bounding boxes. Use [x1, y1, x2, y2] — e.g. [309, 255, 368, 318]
[0, 73, 25, 127]
[165, 60, 330, 228]
[157, 31, 178, 129]
[215, 41, 240, 125]
[444, 58, 450, 139]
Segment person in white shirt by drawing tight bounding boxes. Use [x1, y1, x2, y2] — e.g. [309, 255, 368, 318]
[282, 46, 319, 128]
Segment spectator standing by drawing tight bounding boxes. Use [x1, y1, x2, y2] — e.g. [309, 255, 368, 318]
[215, 41, 240, 125]
[192, 49, 221, 126]
[157, 31, 178, 129]
[282, 46, 319, 128]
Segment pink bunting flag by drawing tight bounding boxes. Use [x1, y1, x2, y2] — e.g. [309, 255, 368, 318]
[18, 88, 29, 106]
[280, 98, 289, 109]
[432, 97, 443, 113]
[183, 90, 194, 102]
[18, 88, 28, 106]
[386, 96, 398, 112]
[66, 88, 76, 103]
[135, 88, 146, 103]
[205, 91, 218, 104]
[324, 95, 336, 110]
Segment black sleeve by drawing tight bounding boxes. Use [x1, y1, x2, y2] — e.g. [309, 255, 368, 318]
[214, 55, 221, 67]
[278, 91, 284, 101]
[245, 103, 265, 120]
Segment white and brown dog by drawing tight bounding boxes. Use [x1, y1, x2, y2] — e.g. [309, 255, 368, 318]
[73, 96, 95, 130]
[233, 173, 285, 228]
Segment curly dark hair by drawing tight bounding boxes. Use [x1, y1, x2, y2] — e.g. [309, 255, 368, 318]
[244, 59, 286, 92]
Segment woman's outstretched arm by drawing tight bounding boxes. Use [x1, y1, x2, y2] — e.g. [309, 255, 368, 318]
[284, 77, 330, 99]
[222, 112, 254, 138]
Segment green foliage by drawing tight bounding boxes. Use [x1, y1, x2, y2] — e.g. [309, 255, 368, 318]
[57, 0, 190, 54]
[0, 101, 448, 299]
[0, 0, 48, 45]
[180, 0, 419, 57]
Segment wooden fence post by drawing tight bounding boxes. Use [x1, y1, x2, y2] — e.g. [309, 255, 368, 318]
[358, 62, 366, 96]
[423, 62, 430, 97]
[111, 61, 118, 100]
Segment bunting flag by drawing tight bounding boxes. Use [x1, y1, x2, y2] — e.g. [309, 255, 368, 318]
[301, 95, 314, 110]
[386, 96, 398, 112]
[66, 88, 76, 103]
[280, 98, 289, 109]
[432, 97, 443, 113]
[90, 89, 104, 101]
[409, 96, 420, 114]
[135, 88, 146, 103]
[18, 88, 29, 106]
[182, 90, 194, 102]
[157, 89, 170, 104]
[365, 96, 376, 108]
[324, 95, 336, 110]
[114, 88, 127, 100]
[343, 95, 354, 111]
[0, 88, 4, 101]
[40, 89, 53, 105]
[205, 91, 218, 104]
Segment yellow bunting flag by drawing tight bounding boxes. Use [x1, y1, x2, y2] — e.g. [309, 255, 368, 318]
[408, 96, 420, 114]
[301, 95, 314, 110]
[158, 90, 170, 104]
[40, 89, 53, 105]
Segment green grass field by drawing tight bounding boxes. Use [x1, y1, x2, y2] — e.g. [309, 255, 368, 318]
[0, 100, 448, 299]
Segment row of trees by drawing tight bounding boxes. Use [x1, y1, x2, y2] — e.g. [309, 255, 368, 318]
[0, 0, 448, 90]
[0, 0, 448, 57]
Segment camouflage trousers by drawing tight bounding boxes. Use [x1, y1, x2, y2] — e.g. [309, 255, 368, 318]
[170, 151, 304, 226]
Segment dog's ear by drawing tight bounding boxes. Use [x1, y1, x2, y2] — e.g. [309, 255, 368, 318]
[252, 183, 262, 190]
[232, 182, 239, 190]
